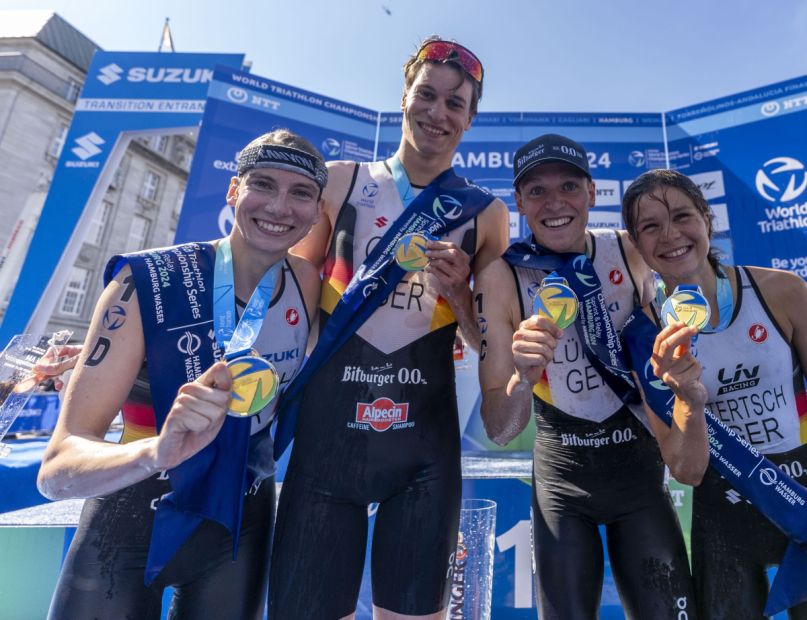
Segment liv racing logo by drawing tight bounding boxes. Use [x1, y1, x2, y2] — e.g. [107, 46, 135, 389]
[350, 397, 411, 432]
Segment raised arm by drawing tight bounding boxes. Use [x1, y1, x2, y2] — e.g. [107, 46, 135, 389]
[644, 321, 709, 486]
[38, 265, 232, 500]
[476, 258, 563, 445]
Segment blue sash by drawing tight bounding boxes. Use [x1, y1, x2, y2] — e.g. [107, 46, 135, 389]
[501, 235, 639, 405]
[105, 243, 252, 584]
[273, 165, 494, 456]
[621, 308, 807, 615]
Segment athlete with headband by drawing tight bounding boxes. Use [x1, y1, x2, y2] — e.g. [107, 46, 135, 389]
[475, 135, 698, 618]
[269, 37, 508, 618]
[37, 130, 324, 620]
[621, 169, 807, 619]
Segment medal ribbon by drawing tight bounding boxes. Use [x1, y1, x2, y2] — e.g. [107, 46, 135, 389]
[621, 308, 807, 615]
[213, 237, 283, 359]
[104, 242, 280, 585]
[273, 161, 494, 457]
[502, 234, 640, 405]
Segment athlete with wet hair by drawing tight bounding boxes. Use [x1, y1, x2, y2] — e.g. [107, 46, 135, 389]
[623, 168, 807, 619]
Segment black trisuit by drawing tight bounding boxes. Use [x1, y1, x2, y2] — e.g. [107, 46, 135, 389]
[510, 229, 695, 619]
[269, 161, 478, 617]
[47, 258, 310, 620]
[689, 267, 807, 619]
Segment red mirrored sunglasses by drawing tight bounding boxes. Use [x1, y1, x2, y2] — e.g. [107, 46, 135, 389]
[416, 40, 484, 84]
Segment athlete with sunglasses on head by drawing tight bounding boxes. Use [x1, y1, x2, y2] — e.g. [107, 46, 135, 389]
[268, 37, 508, 619]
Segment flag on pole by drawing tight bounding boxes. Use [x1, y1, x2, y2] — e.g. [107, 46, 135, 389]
[158, 18, 175, 52]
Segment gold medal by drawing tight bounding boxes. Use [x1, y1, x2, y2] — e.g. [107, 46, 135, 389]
[394, 232, 432, 271]
[226, 354, 279, 417]
[532, 276, 579, 329]
[661, 285, 711, 330]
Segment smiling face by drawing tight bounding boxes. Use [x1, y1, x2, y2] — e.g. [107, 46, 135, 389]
[226, 167, 320, 263]
[400, 62, 474, 161]
[515, 162, 595, 254]
[631, 185, 712, 282]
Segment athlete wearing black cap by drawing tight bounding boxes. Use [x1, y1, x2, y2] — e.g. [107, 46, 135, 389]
[475, 134, 697, 619]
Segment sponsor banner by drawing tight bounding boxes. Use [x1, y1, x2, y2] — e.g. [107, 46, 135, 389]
[0, 51, 243, 344]
[173, 65, 377, 243]
[667, 74, 807, 277]
[378, 112, 666, 241]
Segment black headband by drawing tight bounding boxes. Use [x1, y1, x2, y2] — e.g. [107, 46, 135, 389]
[237, 144, 328, 190]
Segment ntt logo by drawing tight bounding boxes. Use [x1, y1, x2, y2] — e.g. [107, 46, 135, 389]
[97, 63, 123, 85]
[71, 132, 105, 160]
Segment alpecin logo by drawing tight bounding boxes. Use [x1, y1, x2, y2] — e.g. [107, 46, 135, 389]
[354, 397, 409, 432]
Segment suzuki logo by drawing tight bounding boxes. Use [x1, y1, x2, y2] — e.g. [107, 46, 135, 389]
[97, 63, 123, 85]
[70, 132, 105, 160]
[755, 157, 807, 203]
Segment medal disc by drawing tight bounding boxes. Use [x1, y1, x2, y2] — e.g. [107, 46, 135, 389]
[394, 233, 431, 271]
[661, 286, 711, 330]
[532, 277, 579, 329]
[226, 355, 279, 417]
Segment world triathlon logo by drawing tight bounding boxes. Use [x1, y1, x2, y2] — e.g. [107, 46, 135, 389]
[754, 157, 807, 203]
[321, 138, 341, 157]
[628, 150, 645, 168]
[433, 195, 463, 220]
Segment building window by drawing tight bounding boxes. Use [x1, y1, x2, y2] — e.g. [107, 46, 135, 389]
[47, 124, 68, 159]
[141, 171, 162, 202]
[59, 267, 90, 316]
[125, 215, 150, 252]
[65, 78, 81, 103]
[152, 135, 169, 153]
[86, 200, 113, 246]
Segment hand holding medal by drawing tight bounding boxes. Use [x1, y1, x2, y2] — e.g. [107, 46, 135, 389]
[213, 238, 282, 418]
[531, 276, 579, 329]
[394, 232, 437, 271]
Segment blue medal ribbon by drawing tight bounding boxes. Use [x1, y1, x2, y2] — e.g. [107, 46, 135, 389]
[621, 309, 807, 615]
[104, 241, 282, 585]
[501, 234, 640, 405]
[273, 160, 494, 457]
[213, 237, 282, 358]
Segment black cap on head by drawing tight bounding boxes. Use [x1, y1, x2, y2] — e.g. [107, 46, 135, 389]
[512, 133, 591, 188]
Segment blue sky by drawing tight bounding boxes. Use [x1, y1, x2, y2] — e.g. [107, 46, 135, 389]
[4, 0, 807, 113]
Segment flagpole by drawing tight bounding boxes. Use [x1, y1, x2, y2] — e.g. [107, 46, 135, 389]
[158, 17, 175, 52]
